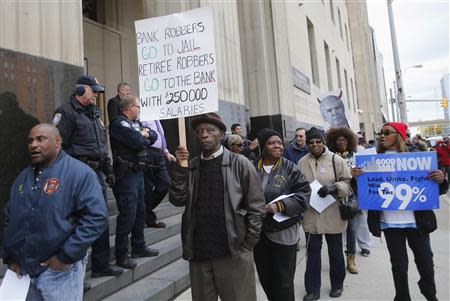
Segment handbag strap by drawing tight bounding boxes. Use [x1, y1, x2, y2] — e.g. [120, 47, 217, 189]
[332, 154, 344, 204]
[332, 154, 337, 182]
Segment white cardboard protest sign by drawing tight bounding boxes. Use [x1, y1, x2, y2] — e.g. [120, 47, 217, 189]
[135, 7, 218, 121]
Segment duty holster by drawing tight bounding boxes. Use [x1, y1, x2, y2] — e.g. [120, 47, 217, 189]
[115, 156, 146, 179]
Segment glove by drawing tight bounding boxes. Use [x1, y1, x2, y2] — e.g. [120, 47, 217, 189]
[105, 174, 116, 188]
[317, 184, 338, 198]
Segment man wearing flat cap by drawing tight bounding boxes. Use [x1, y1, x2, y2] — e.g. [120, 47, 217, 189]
[52, 75, 123, 278]
[169, 112, 266, 301]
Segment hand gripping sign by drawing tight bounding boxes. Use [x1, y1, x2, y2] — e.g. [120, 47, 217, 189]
[355, 152, 440, 210]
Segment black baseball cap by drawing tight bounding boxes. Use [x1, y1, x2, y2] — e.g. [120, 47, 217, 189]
[76, 75, 104, 92]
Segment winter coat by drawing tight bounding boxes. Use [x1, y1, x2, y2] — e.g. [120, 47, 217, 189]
[299, 147, 353, 234]
[169, 148, 266, 260]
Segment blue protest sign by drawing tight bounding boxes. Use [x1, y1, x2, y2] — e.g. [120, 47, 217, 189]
[355, 152, 439, 210]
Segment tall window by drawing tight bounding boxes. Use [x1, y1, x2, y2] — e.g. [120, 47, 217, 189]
[324, 41, 333, 90]
[350, 78, 356, 112]
[82, 0, 105, 24]
[338, 8, 343, 39]
[307, 18, 320, 87]
[335, 57, 342, 89]
[345, 24, 350, 50]
[344, 69, 351, 110]
[353, 79, 359, 111]
[330, 0, 335, 23]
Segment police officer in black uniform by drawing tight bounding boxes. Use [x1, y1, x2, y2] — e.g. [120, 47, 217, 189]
[109, 94, 159, 269]
[52, 75, 123, 278]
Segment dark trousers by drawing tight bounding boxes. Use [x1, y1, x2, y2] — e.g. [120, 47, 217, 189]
[113, 170, 146, 259]
[304, 233, 346, 294]
[346, 218, 357, 255]
[253, 234, 297, 301]
[383, 228, 437, 301]
[91, 170, 111, 271]
[144, 150, 170, 225]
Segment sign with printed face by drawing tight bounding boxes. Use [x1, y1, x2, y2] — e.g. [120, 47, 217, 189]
[135, 7, 218, 121]
[355, 152, 440, 210]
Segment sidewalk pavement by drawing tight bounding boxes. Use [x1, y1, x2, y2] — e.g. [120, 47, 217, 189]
[175, 193, 450, 301]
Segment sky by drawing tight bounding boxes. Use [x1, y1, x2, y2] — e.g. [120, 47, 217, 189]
[366, 0, 449, 123]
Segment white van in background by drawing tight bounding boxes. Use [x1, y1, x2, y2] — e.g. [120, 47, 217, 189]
[425, 136, 443, 149]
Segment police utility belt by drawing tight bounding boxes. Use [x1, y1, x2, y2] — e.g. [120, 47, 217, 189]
[77, 156, 103, 170]
[116, 155, 146, 172]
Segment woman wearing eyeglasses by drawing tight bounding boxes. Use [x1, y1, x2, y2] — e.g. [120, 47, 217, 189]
[227, 134, 245, 155]
[325, 128, 364, 275]
[253, 128, 311, 301]
[352, 122, 448, 301]
[299, 127, 353, 301]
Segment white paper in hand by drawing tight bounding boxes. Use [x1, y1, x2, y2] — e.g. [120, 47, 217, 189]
[309, 180, 336, 213]
[0, 269, 30, 301]
[269, 193, 295, 222]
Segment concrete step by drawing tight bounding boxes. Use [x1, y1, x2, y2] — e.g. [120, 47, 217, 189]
[84, 234, 184, 301]
[85, 211, 182, 272]
[102, 258, 189, 301]
[107, 201, 183, 235]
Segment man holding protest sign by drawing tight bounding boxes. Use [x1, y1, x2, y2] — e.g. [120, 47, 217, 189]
[169, 113, 266, 301]
[352, 122, 448, 301]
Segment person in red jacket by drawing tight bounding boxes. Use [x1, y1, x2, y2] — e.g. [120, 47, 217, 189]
[436, 136, 450, 181]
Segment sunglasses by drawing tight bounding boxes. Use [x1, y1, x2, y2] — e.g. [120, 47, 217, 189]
[308, 140, 323, 145]
[378, 130, 397, 137]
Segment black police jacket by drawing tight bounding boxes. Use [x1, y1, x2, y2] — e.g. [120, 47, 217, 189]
[53, 95, 109, 163]
[109, 114, 157, 164]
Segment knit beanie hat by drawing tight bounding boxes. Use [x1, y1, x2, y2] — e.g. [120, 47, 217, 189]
[306, 127, 325, 143]
[384, 122, 408, 141]
[258, 128, 282, 148]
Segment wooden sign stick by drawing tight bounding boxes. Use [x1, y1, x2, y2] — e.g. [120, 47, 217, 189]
[178, 116, 188, 167]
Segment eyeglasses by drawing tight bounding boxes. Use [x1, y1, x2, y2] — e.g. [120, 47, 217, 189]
[308, 140, 323, 145]
[232, 143, 244, 147]
[378, 130, 397, 137]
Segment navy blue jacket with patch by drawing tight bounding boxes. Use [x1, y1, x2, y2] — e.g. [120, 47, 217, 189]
[3, 151, 108, 277]
[109, 114, 158, 164]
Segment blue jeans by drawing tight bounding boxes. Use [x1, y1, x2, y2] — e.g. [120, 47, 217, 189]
[26, 257, 87, 301]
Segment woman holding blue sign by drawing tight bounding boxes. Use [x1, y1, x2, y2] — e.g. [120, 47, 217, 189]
[352, 122, 448, 301]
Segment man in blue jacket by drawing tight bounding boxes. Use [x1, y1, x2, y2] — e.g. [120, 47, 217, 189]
[283, 127, 309, 164]
[3, 123, 108, 300]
